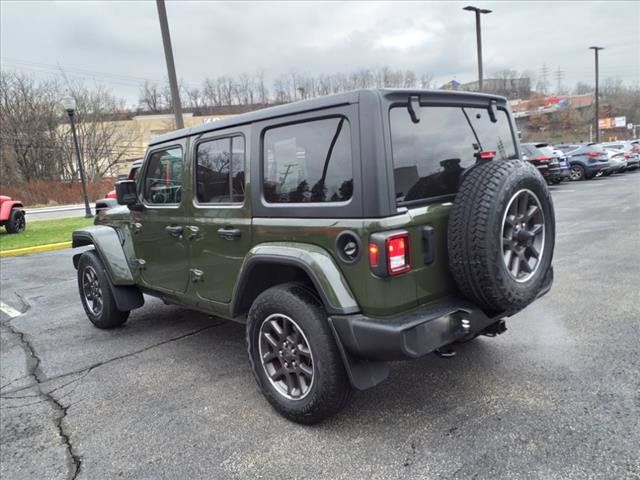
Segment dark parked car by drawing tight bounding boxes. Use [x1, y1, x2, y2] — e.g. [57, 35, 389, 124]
[521, 143, 569, 184]
[555, 143, 610, 180]
[72, 89, 555, 423]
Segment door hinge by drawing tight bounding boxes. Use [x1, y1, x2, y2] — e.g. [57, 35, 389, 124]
[132, 258, 146, 271]
[190, 268, 204, 283]
[185, 225, 202, 241]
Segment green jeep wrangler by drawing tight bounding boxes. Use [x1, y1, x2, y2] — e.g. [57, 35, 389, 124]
[72, 89, 555, 424]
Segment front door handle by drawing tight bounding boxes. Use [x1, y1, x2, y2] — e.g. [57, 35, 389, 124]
[165, 225, 184, 238]
[217, 227, 241, 240]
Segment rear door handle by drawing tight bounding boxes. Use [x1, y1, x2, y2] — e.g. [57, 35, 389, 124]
[165, 225, 184, 238]
[217, 227, 241, 240]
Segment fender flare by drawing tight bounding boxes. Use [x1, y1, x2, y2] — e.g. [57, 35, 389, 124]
[72, 225, 135, 285]
[231, 243, 360, 317]
[0, 201, 23, 222]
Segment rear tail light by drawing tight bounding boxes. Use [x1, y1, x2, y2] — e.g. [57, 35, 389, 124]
[369, 231, 412, 277]
[535, 155, 551, 162]
[586, 151, 602, 157]
[624, 153, 633, 158]
[387, 233, 411, 275]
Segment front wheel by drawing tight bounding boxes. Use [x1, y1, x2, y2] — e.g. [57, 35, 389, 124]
[246, 283, 352, 424]
[77, 251, 129, 329]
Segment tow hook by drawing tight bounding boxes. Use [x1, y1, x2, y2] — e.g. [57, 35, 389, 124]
[482, 319, 507, 337]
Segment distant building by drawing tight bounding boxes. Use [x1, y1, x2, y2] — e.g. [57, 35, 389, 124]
[461, 77, 531, 99]
[510, 94, 593, 119]
[440, 80, 461, 91]
[87, 112, 236, 176]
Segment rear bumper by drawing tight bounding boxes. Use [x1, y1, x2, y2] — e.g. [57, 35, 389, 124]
[331, 267, 553, 363]
[586, 162, 609, 175]
[331, 298, 502, 361]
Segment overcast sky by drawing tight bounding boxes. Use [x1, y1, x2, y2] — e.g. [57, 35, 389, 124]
[1, 1, 638, 106]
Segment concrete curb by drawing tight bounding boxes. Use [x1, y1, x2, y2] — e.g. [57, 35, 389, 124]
[0, 241, 72, 258]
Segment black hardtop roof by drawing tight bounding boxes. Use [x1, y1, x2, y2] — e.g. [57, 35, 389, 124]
[149, 88, 507, 146]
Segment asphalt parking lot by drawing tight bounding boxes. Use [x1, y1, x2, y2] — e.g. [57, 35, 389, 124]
[1, 172, 639, 480]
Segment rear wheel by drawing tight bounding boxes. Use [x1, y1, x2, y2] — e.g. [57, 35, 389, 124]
[77, 251, 129, 329]
[5, 208, 26, 233]
[246, 283, 352, 424]
[569, 164, 585, 181]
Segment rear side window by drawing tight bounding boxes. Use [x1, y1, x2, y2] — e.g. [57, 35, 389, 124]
[143, 147, 183, 205]
[390, 106, 517, 205]
[196, 136, 245, 203]
[263, 117, 353, 203]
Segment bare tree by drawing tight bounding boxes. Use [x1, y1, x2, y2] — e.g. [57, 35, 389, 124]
[61, 83, 140, 180]
[139, 80, 163, 112]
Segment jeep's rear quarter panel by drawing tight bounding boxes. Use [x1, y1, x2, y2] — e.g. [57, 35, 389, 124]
[250, 90, 469, 317]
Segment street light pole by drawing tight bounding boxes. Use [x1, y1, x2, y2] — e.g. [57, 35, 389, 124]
[62, 96, 92, 218]
[156, 0, 184, 130]
[463, 6, 492, 91]
[589, 46, 604, 143]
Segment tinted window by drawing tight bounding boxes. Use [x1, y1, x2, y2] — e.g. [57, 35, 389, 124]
[143, 147, 183, 205]
[390, 106, 517, 204]
[263, 117, 353, 203]
[196, 136, 245, 203]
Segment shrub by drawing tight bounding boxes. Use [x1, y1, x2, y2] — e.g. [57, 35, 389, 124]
[0, 178, 116, 207]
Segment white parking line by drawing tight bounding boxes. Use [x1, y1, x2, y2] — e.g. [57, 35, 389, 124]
[0, 301, 22, 318]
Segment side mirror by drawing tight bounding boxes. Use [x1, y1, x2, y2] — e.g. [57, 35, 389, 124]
[116, 180, 138, 206]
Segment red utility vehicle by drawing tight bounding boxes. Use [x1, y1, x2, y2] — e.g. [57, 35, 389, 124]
[0, 195, 26, 233]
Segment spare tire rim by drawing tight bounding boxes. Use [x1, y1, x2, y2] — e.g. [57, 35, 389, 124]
[81, 265, 103, 316]
[501, 189, 545, 283]
[258, 313, 314, 401]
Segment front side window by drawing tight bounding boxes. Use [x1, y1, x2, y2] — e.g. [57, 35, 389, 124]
[263, 117, 353, 203]
[143, 147, 183, 205]
[390, 105, 517, 205]
[196, 136, 245, 203]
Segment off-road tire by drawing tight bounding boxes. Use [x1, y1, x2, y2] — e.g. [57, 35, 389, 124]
[5, 208, 26, 233]
[77, 250, 129, 329]
[447, 160, 555, 312]
[246, 282, 352, 424]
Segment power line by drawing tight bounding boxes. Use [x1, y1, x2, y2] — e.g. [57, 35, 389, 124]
[0, 57, 155, 84]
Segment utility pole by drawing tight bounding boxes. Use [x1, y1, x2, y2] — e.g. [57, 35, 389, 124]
[62, 97, 93, 218]
[589, 46, 604, 143]
[156, 0, 184, 129]
[463, 6, 492, 91]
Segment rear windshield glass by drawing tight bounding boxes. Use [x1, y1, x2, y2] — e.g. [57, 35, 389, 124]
[390, 105, 517, 205]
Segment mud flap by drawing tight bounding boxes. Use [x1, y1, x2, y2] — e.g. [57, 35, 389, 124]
[108, 284, 144, 312]
[327, 317, 390, 390]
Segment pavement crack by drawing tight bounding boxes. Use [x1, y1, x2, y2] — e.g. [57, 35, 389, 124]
[3, 319, 81, 480]
[2, 321, 225, 399]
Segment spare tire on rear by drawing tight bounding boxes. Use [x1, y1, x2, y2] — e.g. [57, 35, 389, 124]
[447, 159, 555, 312]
